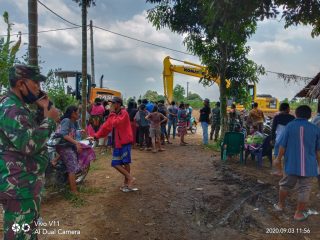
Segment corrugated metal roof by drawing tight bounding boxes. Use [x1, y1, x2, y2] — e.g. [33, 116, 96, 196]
[295, 72, 320, 99]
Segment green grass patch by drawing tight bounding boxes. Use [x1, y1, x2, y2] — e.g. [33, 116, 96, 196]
[78, 185, 104, 194]
[90, 161, 103, 171]
[63, 190, 86, 207]
[205, 140, 222, 152]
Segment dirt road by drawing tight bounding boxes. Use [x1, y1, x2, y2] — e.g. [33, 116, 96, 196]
[1, 131, 320, 240]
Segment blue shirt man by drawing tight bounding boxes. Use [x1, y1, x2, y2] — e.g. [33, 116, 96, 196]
[274, 105, 320, 221]
[167, 101, 178, 139]
[279, 118, 320, 177]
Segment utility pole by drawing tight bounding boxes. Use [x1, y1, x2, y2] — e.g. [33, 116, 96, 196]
[81, 0, 88, 129]
[90, 20, 95, 85]
[186, 82, 189, 99]
[28, 0, 38, 66]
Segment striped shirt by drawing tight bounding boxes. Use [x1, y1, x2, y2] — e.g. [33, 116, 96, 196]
[279, 118, 320, 177]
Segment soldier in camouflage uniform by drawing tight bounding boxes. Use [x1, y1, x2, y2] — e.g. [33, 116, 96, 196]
[210, 102, 221, 141]
[0, 65, 59, 240]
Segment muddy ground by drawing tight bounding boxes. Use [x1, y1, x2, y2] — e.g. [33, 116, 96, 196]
[1, 130, 320, 240]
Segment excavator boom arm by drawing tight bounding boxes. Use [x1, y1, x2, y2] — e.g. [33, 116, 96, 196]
[163, 56, 229, 103]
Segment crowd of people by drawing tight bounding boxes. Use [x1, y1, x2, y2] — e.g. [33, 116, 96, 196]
[0, 64, 320, 239]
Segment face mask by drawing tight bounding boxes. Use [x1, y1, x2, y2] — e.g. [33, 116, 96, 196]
[20, 82, 39, 104]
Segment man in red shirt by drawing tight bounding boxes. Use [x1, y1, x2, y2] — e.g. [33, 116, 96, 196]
[92, 97, 136, 192]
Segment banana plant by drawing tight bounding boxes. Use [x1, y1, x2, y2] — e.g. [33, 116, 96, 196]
[0, 11, 21, 91]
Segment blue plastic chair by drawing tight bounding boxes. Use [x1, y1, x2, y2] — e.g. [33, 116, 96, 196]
[244, 134, 272, 168]
[221, 132, 245, 163]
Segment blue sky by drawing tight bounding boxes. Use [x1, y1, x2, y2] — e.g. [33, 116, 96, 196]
[0, 0, 319, 101]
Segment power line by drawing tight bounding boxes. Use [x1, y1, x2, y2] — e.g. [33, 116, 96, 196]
[93, 25, 193, 56]
[0, 26, 82, 37]
[36, 0, 193, 56]
[37, 0, 80, 27]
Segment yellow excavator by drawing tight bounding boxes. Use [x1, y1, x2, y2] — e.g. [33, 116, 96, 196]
[163, 56, 279, 112]
[163, 56, 230, 103]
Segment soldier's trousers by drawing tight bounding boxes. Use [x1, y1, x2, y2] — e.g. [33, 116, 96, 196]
[1, 198, 40, 240]
[210, 123, 220, 140]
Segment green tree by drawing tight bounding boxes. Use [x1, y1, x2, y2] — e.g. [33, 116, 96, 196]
[187, 92, 202, 101]
[143, 90, 159, 102]
[72, 0, 96, 128]
[173, 84, 186, 103]
[0, 12, 21, 91]
[42, 69, 78, 112]
[147, 0, 264, 135]
[257, 1, 320, 37]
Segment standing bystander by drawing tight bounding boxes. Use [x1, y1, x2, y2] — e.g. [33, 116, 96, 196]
[167, 101, 178, 140]
[311, 108, 320, 199]
[93, 97, 136, 192]
[271, 102, 295, 161]
[199, 98, 211, 145]
[0, 65, 60, 239]
[135, 104, 152, 150]
[177, 103, 189, 145]
[210, 102, 221, 141]
[248, 102, 265, 132]
[145, 105, 167, 153]
[273, 105, 320, 221]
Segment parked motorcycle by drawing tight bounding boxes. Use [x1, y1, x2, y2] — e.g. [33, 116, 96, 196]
[263, 116, 272, 136]
[45, 133, 94, 187]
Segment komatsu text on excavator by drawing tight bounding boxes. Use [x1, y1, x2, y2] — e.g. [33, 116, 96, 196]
[162, 56, 279, 113]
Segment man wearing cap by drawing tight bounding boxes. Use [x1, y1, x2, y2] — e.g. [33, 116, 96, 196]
[92, 97, 136, 191]
[199, 98, 211, 145]
[0, 64, 60, 239]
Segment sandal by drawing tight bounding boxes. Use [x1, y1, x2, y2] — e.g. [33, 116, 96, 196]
[294, 211, 309, 221]
[159, 149, 166, 152]
[121, 186, 139, 193]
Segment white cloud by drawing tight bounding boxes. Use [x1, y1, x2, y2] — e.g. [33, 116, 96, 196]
[145, 77, 156, 82]
[250, 40, 302, 56]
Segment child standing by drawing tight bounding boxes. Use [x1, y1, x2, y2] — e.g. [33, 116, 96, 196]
[93, 97, 136, 191]
[145, 105, 167, 153]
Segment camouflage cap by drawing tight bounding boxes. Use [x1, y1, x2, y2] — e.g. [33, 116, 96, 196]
[9, 64, 46, 82]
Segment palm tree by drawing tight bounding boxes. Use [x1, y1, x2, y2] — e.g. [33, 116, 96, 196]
[28, 0, 38, 66]
[73, 0, 96, 129]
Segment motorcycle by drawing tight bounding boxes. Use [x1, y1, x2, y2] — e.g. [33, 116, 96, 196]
[263, 116, 272, 136]
[187, 116, 197, 134]
[45, 133, 94, 187]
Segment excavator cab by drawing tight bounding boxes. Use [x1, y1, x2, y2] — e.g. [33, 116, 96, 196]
[55, 71, 121, 104]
